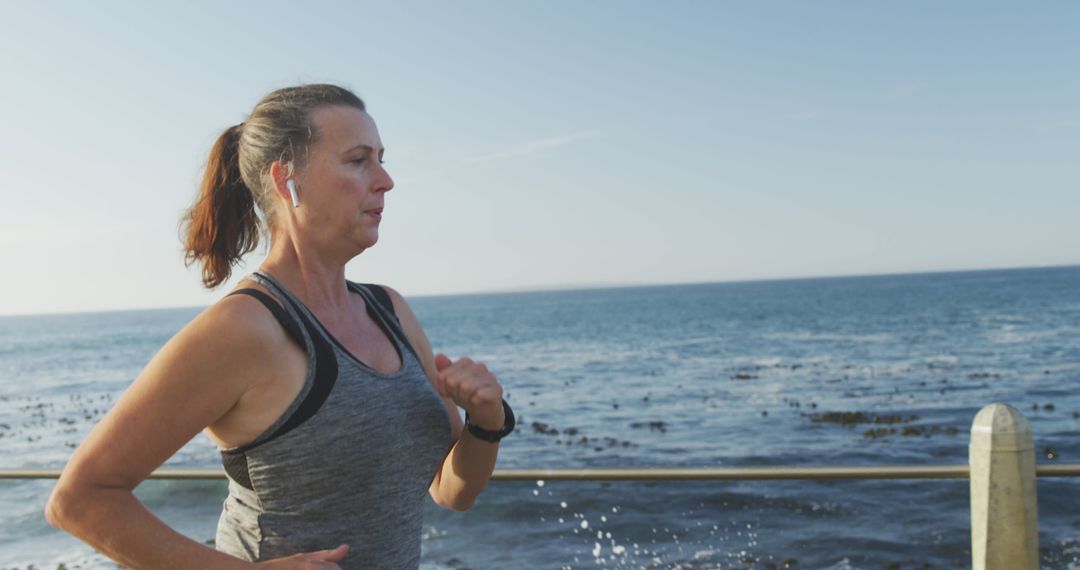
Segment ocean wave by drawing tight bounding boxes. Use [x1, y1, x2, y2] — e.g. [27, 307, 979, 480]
[763, 331, 894, 344]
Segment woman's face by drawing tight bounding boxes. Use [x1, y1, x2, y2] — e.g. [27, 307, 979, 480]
[294, 105, 394, 256]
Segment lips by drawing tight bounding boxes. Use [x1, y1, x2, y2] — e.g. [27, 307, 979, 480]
[366, 207, 383, 220]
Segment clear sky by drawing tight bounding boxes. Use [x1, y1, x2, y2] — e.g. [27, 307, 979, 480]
[1, 1, 1077, 316]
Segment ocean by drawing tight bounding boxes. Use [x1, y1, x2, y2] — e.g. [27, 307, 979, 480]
[1, 266, 1078, 569]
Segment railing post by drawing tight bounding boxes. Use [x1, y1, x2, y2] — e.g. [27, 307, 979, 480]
[970, 403, 1039, 569]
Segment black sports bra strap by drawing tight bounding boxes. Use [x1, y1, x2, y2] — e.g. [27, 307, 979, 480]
[360, 283, 396, 318]
[227, 288, 306, 348]
[348, 282, 422, 363]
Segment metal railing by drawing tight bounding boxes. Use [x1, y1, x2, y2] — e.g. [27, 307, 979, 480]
[3, 464, 1080, 481]
[2, 403, 1074, 569]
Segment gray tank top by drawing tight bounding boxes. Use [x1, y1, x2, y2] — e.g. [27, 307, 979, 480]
[214, 272, 452, 568]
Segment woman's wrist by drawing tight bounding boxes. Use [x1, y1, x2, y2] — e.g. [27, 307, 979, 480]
[466, 401, 506, 431]
[464, 400, 515, 442]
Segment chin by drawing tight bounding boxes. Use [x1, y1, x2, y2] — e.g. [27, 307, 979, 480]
[357, 232, 379, 250]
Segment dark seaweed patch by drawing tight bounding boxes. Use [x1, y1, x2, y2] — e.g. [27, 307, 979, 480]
[808, 411, 919, 426]
[629, 420, 668, 433]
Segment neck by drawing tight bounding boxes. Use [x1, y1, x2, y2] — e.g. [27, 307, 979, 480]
[260, 233, 363, 312]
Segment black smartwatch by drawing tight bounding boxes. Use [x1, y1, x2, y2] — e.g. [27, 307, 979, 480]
[464, 399, 516, 443]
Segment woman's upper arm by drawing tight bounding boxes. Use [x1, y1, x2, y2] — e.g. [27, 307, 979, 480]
[57, 298, 281, 491]
[382, 286, 464, 441]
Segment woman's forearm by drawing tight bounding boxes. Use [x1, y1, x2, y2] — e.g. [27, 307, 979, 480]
[431, 433, 500, 511]
[47, 484, 253, 570]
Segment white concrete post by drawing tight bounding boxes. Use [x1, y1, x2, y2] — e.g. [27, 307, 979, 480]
[970, 403, 1039, 570]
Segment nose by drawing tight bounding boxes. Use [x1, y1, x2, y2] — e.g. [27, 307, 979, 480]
[377, 162, 394, 193]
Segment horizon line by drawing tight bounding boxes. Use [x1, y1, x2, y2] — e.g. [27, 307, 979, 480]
[415, 262, 1080, 299]
[2, 262, 1076, 319]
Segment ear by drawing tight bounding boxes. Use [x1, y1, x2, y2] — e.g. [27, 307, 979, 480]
[269, 160, 293, 203]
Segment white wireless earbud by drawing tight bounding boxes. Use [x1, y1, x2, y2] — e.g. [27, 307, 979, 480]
[286, 180, 300, 208]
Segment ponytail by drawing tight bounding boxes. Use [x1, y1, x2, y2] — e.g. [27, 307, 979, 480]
[181, 84, 366, 288]
[182, 124, 260, 289]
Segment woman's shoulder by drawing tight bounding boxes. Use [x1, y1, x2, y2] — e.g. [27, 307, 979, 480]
[216, 279, 292, 323]
[179, 280, 299, 359]
[350, 282, 408, 319]
[363, 284, 431, 348]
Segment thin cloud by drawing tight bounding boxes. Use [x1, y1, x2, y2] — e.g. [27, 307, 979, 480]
[465, 130, 603, 163]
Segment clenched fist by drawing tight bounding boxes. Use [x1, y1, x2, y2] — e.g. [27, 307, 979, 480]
[433, 353, 505, 431]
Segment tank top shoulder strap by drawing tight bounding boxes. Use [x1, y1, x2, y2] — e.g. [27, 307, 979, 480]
[226, 288, 305, 348]
[346, 281, 422, 364]
[220, 273, 340, 457]
[361, 283, 396, 319]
